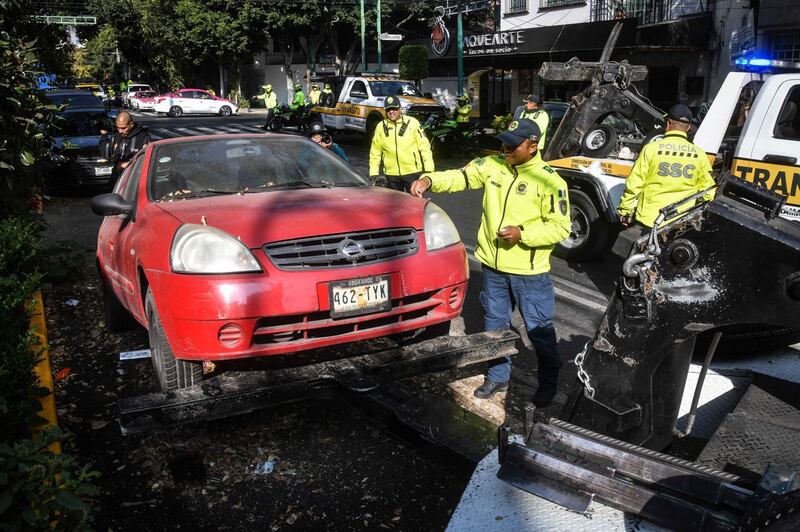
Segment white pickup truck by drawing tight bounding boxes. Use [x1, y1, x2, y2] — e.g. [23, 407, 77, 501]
[310, 75, 448, 137]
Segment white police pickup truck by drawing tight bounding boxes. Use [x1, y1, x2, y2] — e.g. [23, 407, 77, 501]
[310, 75, 447, 137]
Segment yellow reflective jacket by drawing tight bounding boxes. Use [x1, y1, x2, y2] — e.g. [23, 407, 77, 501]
[425, 154, 570, 275]
[455, 104, 471, 123]
[516, 109, 550, 151]
[617, 130, 716, 227]
[369, 115, 434, 177]
[256, 91, 278, 109]
[309, 89, 321, 105]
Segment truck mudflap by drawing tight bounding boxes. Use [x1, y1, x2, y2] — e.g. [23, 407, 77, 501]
[497, 414, 799, 532]
[118, 330, 517, 434]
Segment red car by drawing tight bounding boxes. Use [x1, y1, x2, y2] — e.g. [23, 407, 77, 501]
[91, 134, 467, 390]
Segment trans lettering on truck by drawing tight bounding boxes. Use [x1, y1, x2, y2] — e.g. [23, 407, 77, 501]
[731, 157, 800, 212]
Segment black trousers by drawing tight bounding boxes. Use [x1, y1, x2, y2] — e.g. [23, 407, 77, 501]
[386, 172, 422, 193]
[263, 108, 275, 129]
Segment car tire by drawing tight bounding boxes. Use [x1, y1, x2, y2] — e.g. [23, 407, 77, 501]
[145, 289, 202, 391]
[554, 189, 609, 262]
[268, 117, 283, 132]
[101, 274, 138, 333]
[580, 125, 617, 158]
[219, 105, 232, 117]
[169, 105, 183, 118]
[696, 324, 800, 357]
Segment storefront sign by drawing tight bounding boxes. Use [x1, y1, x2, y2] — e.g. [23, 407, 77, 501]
[463, 31, 525, 56]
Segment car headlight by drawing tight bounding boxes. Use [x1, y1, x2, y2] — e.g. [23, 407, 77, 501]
[424, 202, 460, 251]
[171, 224, 262, 274]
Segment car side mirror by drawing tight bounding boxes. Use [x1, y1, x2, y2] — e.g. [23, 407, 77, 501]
[91, 193, 132, 216]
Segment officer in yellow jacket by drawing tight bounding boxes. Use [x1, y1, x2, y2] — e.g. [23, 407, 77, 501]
[256, 84, 278, 130]
[454, 94, 471, 130]
[369, 95, 435, 192]
[410, 119, 570, 405]
[513, 95, 550, 151]
[308, 83, 322, 105]
[617, 104, 716, 227]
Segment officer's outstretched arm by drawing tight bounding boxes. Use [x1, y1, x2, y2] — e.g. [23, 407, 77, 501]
[617, 145, 651, 216]
[519, 187, 571, 247]
[425, 158, 488, 193]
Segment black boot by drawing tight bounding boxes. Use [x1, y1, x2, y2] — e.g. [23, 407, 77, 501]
[473, 379, 508, 399]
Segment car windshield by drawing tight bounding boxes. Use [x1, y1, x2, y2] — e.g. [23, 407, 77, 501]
[47, 93, 102, 107]
[369, 81, 422, 97]
[55, 111, 107, 137]
[136, 91, 157, 98]
[149, 137, 368, 201]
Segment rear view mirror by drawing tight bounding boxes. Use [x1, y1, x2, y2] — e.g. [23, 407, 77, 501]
[91, 193, 132, 216]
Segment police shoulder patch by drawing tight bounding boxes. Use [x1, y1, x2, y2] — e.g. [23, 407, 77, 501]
[559, 199, 568, 215]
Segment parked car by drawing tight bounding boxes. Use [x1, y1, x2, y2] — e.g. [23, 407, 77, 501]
[129, 90, 158, 111]
[76, 83, 107, 100]
[91, 134, 466, 390]
[122, 83, 153, 107]
[153, 88, 239, 117]
[42, 90, 118, 189]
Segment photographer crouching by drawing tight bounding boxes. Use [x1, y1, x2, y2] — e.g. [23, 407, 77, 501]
[308, 122, 348, 162]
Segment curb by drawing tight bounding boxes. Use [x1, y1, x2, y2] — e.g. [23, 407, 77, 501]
[29, 290, 61, 454]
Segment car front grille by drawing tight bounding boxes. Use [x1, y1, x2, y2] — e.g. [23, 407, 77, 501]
[263, 228, 418, 270]
[406, 105, 447, 123]
[253, 291, 439, 345]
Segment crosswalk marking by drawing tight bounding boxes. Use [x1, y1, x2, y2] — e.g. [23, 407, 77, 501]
[146, 122, 292, 141]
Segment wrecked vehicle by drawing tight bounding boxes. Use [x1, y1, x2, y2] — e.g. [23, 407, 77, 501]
[91, 134, 468, 391]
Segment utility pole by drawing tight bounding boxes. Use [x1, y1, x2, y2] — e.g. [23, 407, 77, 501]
[360, 0, 366, 71]
[376, 0, 382, 73]
[457, 0, 464, 95]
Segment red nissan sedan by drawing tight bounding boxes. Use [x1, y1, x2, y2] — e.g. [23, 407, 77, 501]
[92, 134, 468, 390]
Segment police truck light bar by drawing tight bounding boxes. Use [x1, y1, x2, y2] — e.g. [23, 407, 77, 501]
[734, 57, 800, 71]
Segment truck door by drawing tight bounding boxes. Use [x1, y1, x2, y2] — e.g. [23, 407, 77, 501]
[343, 79, 369, 132]
[734, 78, 800, 221]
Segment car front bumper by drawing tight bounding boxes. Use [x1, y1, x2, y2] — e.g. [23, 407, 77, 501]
[145, 243, 469, 361]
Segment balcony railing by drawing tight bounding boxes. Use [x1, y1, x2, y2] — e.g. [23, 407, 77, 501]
[591, 0, 707, 25]
[506, 0, 528, 14]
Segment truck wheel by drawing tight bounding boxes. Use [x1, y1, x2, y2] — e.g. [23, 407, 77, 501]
[581, 125, 617, 158]
[696, 325, 800, 357]
[145, 289, 202, 391]
[554, 190, 609, 261]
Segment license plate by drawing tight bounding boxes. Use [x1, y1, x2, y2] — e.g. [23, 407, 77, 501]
[94, 166, 113, 176]
[329, 275, 391, 318]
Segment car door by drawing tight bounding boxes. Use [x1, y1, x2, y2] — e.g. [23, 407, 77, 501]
[105, 153, 148, 319]
[196, 90, 216, 114]
[172, 90, 194, 113]
[344, 80, 369, 132]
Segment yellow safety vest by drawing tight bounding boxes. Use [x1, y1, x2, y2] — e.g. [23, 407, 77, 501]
[425, 154, 570, 275]
[256, 91, 278, 109]
[369, 115, 435, 177]
[309, 89, 321, 105]
[456, 104, 471, 123]
[617, 130, 716, 227]
[518, 109, 550, 151]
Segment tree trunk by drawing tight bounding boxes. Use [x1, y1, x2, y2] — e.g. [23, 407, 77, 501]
[281, 34, 295, 103]
[218, 61, 225, 98]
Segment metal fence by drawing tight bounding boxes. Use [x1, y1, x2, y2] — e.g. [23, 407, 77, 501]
[591, 0, 707, 25]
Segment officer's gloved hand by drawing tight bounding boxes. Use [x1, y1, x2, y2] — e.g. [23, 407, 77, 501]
[371, 175, 388, 187]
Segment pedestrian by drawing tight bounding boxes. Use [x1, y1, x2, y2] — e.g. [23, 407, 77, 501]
[255, 84, 278, 130]
[617, 104, 716, 228]
[369, 95, 434, 192]
[409, 119, 570, 406]
[454, 94, 472, 132]
[289, 83, 306, 111]
[99, 111, 151, 177]
[513, 95, 550, 151]
[308, 84, 322, 106]
[321, 83, 336, 107]
[308, 122, 348, 162]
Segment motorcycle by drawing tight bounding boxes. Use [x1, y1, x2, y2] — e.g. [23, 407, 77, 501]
[268, 103, 311, 133]
[422, 114, 485, 158]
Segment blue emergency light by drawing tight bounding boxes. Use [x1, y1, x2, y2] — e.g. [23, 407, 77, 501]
[734, 57, 800, 71]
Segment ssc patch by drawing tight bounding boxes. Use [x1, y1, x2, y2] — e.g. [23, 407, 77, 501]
[559, 199, 568, 216]
[508, 121, 519, 131]
[516, 182, 528, 195]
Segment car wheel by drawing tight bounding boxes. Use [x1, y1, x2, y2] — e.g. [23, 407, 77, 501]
[133, 102, 139, 110]
[554, 189, 609, 261]
[169, 105, 183, 118]
[580, 125, 617, 158]
[219, 105, 232, 117]
[145, 288, 202, 391]
[269, 117, 283, 132]
[101, 274, 138, 332]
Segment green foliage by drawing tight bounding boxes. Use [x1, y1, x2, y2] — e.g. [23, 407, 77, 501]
[82, 25, 120, 82]
[40, 240, 87, 284]
[0, 428, 99, 531]
[492, 114, 515, 132]
[398, 45, 429, 84]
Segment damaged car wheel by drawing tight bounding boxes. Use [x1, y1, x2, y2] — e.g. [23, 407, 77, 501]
[145, 288, 202, 391]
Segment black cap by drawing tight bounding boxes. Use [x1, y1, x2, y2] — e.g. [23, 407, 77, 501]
[667, 104, 692, 124]
[308, 121, 326, 137]
[384, 95, 401, 109]
[495, 119, 541, 148]
[523, 94, 541, 104]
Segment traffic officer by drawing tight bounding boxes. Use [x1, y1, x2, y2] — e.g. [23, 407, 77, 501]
[289, 83, 305, 111]
[454, 94, 472, 132]
[369, 95, 434, 192]
[256, 84, 278, 130]
[308, 83, 322, 105]
[321, 83, 336, 107]
[513, 95, 550, 151]
[617, 104, 716, 228]
[409, 119, 570, 406]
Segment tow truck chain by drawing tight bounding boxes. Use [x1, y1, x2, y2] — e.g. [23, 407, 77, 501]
[574, 341, 595, 399]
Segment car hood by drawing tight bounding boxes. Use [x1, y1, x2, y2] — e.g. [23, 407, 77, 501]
[155, 186, 426, 247]
[52, 135, 104, 159]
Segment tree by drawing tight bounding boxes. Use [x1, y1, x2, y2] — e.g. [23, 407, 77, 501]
[398, 45, 428, 86]
[81, 25, 119, 82]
